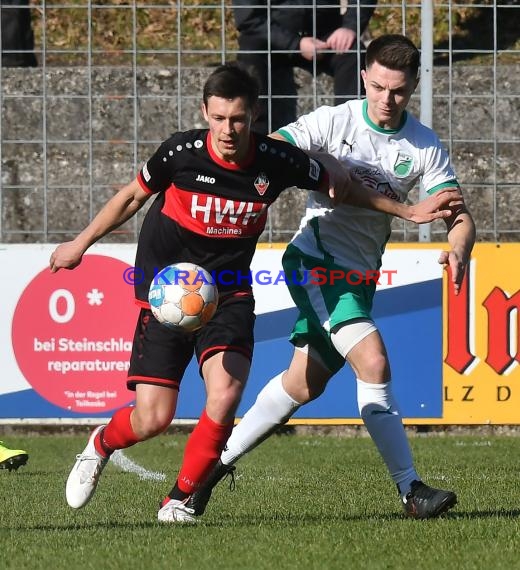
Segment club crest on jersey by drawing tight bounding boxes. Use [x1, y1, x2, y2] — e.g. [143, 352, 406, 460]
[254, 172, 270, 195]
[393, 152, 413, 178]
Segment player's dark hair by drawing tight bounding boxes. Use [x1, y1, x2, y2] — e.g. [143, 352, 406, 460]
[366, 34, 420, 78]
[203, 63, 259, 109]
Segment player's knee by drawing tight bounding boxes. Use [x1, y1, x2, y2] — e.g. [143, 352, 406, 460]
[300, 386, 321, 403]
[358, 352, 389, 381]
[282, 365, 328, 404]
[206, 382, 244, 420]
[132, 408, 174, 439]
[284, 381, 323, 404]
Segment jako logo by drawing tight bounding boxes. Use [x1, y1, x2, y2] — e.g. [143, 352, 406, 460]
[196, 174, 215, 184]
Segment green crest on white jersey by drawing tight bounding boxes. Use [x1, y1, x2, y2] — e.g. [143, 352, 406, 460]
[393, 152, 414, 177]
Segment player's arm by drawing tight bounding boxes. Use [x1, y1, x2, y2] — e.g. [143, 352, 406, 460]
[270, 132, 459, 223]
[342, 175, 461, 223]
[438, 189, 476, 295]
[269, 132, 287, 142]
[305, 149, 460, 223]
[50, 178, 151, 272]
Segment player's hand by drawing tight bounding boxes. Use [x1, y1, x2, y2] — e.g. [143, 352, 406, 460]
[405, 188, 463, 224]
[438, 249, 468, 295]
[326, 28, 357, 53]
[49, 241, 84, 273]
[313, 153, 353, 204]
[299, 37, 328, 61]
[328, 174, 353, 205]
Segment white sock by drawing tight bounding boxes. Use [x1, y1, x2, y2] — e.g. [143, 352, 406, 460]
[221, 372, 301, 466]
[356, 378, 419, 497]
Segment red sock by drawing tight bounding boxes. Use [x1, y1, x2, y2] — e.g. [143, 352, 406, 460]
[175, 409, 233, 495]
[94, 406, 141, 457]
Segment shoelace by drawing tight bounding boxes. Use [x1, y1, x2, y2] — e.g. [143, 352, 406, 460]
[223, 466, 236, 491]
[179, 497, 195, 514]
[76, 453, 104, 483]
[76, 453, 102, 463]
[163, 499, 195, 517]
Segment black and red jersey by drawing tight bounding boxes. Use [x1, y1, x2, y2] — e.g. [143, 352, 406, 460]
[134, 129, 328, 304]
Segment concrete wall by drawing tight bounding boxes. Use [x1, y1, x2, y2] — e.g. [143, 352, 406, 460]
[1, 65, 519, 243]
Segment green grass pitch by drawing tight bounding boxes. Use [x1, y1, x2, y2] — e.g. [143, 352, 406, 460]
[1, 432, 520, 570]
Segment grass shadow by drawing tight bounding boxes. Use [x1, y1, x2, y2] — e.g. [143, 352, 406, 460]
[202, 507, 520, 527]
[446, 508, 520, 520]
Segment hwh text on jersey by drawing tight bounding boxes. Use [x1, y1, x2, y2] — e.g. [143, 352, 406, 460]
[191, 195, 267, 227]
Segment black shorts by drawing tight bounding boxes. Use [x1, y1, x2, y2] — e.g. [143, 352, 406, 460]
[127, 293, 255, 391]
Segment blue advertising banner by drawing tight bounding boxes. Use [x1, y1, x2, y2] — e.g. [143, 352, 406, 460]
[0, 244, 443, 423]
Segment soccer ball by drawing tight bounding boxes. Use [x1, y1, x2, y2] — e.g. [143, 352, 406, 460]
[148, 262, 218, 331]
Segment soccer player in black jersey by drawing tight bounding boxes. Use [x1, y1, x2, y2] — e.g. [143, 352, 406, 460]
[50, 63, 458, 522]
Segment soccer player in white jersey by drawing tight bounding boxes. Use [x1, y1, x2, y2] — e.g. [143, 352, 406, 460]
[187, 34, 476, 520]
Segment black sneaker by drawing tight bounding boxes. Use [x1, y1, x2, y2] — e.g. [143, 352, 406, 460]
[401, 480, 457, 519]
[185, 460, 236, 516]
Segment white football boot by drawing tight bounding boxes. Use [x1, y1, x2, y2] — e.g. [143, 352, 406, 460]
[157, 498, 197, 523]
[66, 425, 109, 508]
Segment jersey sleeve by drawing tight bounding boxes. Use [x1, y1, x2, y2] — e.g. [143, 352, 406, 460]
[421, 134, 459, 194]
[296, 155, 329, 193]
[137, 138, 176, 194]
[275, 142, 328, 194]
[277, 106, 333, 153]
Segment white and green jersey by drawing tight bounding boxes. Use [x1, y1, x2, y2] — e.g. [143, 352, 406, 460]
[278, 99, 459, 272]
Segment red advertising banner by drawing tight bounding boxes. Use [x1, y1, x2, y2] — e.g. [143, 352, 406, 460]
[5, 248, 139, 416]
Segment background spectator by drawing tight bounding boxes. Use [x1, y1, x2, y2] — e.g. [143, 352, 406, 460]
[1, 0, 37, 67]
[233, 0, 377, 133]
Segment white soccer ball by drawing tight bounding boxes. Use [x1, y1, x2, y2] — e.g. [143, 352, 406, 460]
[148, 262, 218, 332]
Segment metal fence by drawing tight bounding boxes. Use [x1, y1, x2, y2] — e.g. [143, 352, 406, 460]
[0, 1, 519, 244]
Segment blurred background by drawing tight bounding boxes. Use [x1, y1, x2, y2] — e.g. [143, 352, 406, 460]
[0, 0, 518, 246]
